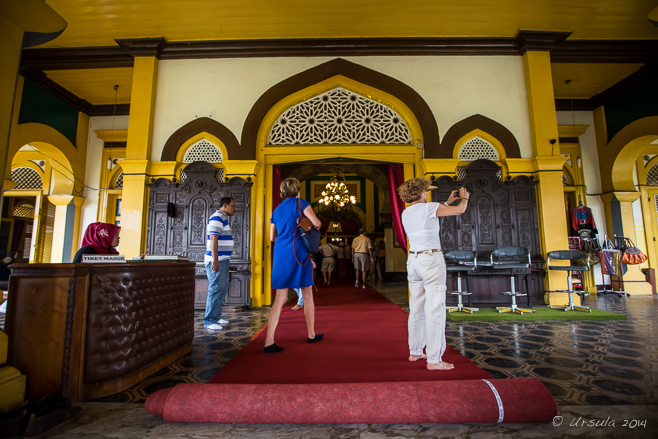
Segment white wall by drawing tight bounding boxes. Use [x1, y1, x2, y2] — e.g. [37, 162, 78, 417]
[79, 115, 129, 243]
[150, 56, 532, 161]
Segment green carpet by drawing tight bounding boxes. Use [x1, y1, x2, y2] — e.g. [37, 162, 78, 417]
[446, 306, 627, 321]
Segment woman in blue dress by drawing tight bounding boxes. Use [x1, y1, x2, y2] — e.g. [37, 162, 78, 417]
[264, 177, 324, 353]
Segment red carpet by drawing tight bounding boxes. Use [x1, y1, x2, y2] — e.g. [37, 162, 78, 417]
[145, 279, 557, 423]
[210, 279, 491, 384]
[146, 379, 557, 424]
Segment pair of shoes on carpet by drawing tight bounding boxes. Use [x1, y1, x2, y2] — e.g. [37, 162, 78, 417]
[355, 281, 359, 288]
[264, 343, 284, 353]
[22, 395, 81, 439]
[206, 323, 223, 331]
[362, 284, 367, 289]
[308, 333, 324, 344]
[291, 304, 303, 310]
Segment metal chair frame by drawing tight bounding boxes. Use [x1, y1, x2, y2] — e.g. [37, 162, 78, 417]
[445, 250, 479, 314]
[547, 250, 592, 312]
[491, 246, 535, 315]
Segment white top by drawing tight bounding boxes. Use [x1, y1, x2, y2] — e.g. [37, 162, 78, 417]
[400, 202, 441, 252]
[204, 210, 233, 264]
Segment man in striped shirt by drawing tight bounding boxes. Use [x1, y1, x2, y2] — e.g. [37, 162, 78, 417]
[204, 196, 236, 330]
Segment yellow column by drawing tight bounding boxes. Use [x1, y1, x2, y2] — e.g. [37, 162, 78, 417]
[533, 158, 570, 304]
[121, 56, 159, 258]
[523, 50, 560, 157]
[0, 20, 22, 207]
[47, 195, 73, 263]
[523, 50, 570, 303]
[602, 192, 652, 295]
[258, 164, 273, 306]
[0, 0, 66, 208]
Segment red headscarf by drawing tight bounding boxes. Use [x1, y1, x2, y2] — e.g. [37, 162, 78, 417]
[81, 222, 120, 254]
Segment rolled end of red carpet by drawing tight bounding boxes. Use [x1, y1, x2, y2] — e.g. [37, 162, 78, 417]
[144, 387, 173, 416]
[144, 379, 556, 424]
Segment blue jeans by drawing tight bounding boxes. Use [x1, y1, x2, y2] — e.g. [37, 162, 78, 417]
[204, 259, 230, 327]
[294, 288, 304, 306]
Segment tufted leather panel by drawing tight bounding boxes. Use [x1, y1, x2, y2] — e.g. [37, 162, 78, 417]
[83, 263, 195, 384]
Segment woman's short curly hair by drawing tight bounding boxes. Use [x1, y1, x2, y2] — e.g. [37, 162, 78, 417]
[280, 177, 301, 199]
[397, 178, 436, 203]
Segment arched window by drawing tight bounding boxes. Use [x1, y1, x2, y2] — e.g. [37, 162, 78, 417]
[648, 162, 658, 186]
[183, 139, 223, 163]
[11, 167, 43, 190]
[456, 136, 501, 181]
[268, 87, 412, 145]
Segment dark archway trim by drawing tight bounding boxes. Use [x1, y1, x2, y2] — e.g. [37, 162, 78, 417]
[436, 114, 521, 159]
[241, 58, 439, 160]
[161, 117, 242, 161]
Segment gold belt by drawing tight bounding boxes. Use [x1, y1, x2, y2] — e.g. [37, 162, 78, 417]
[408, 249, 442, 255]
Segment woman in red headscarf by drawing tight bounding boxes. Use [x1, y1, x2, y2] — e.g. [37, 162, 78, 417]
[72, 222, 121, 263]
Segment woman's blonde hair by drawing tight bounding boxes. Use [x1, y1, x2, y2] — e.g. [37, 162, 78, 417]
[397, 178, 435, 203]
[280, 177, 301, 199]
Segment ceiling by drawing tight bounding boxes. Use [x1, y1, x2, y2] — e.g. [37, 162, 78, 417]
[20, 0, 658, 108]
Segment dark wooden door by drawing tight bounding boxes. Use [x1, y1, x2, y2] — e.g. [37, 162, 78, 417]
[434, 160, 545, 306]
[147, 161, 252, 308]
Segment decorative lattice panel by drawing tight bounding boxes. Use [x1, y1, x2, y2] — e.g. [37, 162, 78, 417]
[13, 202, 35, 218]
[11, 167, 42, 190]
[457, 137, 499, 161]
[268, 87, 412, 145]
[114, 172, 123, 189]
[655, 194, 658, 212]
[181, 168, 223, 184]
[456, 166, 502, 182]
[183, 139, 223, 163]
[647, 163, 658, 186]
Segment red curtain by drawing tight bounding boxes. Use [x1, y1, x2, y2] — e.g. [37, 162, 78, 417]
[387, 164, 407, 255]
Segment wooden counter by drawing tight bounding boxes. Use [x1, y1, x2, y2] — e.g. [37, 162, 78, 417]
[5, 261, 196, 402]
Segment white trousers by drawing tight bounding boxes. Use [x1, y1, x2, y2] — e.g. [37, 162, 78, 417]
[406, 251, 447, 364]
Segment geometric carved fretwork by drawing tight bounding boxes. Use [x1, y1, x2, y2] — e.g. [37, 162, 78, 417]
[268, 87, 412, 145]
[648, 162, 658, 185]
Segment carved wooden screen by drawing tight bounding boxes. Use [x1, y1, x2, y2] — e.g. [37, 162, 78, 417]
[146, 161, 252, 307]
[433, 159, 545, 305]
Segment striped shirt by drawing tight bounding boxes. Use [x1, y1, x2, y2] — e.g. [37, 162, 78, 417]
[204, 210, 233, 264]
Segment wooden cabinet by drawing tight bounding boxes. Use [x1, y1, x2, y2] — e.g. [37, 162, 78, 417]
[6, 262, 196, 402]
[147, 161, 252, 308]
[434, 160, 545, 306]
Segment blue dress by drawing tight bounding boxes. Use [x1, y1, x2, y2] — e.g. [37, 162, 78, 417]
[271, 197, 313, 289]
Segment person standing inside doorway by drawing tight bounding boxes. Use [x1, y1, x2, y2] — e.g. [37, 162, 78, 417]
[204, 196, 236, 331]
[352, 229, 373, 289]
[318, 239, 339, 285]
[398, 178, 469, 371]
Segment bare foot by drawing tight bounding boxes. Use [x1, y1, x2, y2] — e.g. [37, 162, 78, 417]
[427, 361, 454, 371]
[408, 354, 427, 362]
[291, 304, 303, 310]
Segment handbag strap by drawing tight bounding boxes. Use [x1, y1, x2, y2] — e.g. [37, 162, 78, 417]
[293, 198, 310, 267]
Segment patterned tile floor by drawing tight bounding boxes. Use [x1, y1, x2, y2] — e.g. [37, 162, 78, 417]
[2, 281, 658, 438]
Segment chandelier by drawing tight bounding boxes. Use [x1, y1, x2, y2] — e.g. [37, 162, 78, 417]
[319, 168, 356, 211]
